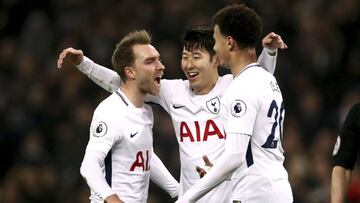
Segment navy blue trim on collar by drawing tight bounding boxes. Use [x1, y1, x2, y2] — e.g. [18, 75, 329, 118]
[116, 91, 128, 106]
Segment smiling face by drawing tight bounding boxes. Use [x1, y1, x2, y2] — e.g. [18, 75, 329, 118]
[181, 47, 219, 94]
[132, 44, 164, 96]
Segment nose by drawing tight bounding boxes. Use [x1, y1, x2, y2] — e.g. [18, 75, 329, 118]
[184, 57, 194, 69]
[158, 61, 165, 71]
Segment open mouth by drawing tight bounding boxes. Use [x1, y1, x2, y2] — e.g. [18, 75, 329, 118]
[154, 76, 162, 86]
[188, 72, 199, 79]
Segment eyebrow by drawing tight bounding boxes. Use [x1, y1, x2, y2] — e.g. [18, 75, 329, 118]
[192, 51, 202, 55]
[182, 50, 203, 55]
[144, 55, 160, 62]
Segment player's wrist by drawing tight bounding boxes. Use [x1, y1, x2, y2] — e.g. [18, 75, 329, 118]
[75, 56, 90, 68]
[264, 47, 277, 56]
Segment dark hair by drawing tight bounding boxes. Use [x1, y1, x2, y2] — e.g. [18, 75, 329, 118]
[111, 30, 151, 82]
[181, 25, 216, 60]
[212, 4, 262, 48]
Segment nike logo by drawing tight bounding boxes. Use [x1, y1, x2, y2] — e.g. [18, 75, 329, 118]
[130, 132, 138, 138]
[173, 104, 185, 109]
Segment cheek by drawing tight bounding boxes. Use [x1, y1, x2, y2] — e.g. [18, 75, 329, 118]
[180, 60, 186, 70]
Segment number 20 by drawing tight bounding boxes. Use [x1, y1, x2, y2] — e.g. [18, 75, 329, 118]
[261, 100, 284, 149]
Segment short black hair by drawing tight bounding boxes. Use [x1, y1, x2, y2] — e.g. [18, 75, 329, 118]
[181, 25, 216, 60]
[213, 4, 262, 48]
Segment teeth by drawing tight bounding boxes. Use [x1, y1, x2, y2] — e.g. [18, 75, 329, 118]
[188, 72, 198, 76]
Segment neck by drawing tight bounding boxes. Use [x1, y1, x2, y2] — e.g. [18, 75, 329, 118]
[229, 48, 257, 78]
[120, 82, 145, 108]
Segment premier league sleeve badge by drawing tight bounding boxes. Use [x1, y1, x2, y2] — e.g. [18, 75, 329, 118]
[93, 121, 108, 137]
[231, 99, 247, 117]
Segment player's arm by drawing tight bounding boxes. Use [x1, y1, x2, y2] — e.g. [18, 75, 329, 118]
[150, 153, 179, 198]
[258, 32, 287, 74]
[104, 194, 124, 203]
[331, 166, 351, 203]
[331, 103, 360, 203]
[176, 135, 250, 202]
[57, 47, 120, 92]
[178, 83, 257, 202]
[80, 112, 122, 202]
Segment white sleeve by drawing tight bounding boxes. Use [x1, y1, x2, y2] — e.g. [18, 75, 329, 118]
[76, 56, 121, 92]
[150, 153, 179, 198]
[176, 134, 250, 202]
[145, 79, 180, 113]
[80, 111, 119, 200]
[257, 48, 277, 75]
[224, 77, 259, 136]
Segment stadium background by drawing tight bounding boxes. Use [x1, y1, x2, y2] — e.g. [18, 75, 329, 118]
[0, 0, 359, 202]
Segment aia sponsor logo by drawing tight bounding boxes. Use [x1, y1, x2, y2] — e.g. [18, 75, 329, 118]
[130, 150, 150, 171]
[179, 119, 225, 142]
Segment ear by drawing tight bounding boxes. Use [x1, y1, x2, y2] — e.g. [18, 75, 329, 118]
[124, 66, 136, 80]
[227, 36, 235, 51]
[214, 55, 221, 66]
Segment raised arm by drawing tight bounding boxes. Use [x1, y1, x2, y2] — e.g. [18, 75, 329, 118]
[257, 32, 287, 74]
[57, 47, 120, 92]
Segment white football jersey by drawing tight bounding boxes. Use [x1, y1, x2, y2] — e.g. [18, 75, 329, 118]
[77, 49, 277, 202]
[146, 75, 233, 202]
[81, 89, 153, 203]
[221, 63, 293, 202]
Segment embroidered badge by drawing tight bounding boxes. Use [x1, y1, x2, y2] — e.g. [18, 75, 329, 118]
[206, 97, 220, 114]
[93, 121, 108, 137]
[231, 100, 246, 117]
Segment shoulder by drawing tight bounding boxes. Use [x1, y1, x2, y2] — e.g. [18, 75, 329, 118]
[247, 65, 273, 78]
[219, 74, 233, 86]
[240, 66, 276, 86]
[228, 66, 278, 97]
[143, 103, 154, 113]
[160, 79, 189, 95]
[159, 78, 191, 101]
[94, 94, 115, 112]
[161, 78, 188, 88]
[347, 103, 360, 124]
[342, 102, 360, 131]
[220, 74, 233, 82]
[93, 93, 125, 120]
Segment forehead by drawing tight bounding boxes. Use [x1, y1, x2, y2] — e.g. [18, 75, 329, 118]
[182, 47, 210, 55]
[133, 44, 159, 60]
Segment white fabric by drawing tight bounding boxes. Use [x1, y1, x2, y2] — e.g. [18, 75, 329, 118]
[176, 134, 249, 203]
[178, 64, 293, 203]
[150, 153, 179, 198]
[77, 57, 120, 92]
[76, 49, 278, 202]
[80, 89, 153, 203]
[222, 64, 293, 202]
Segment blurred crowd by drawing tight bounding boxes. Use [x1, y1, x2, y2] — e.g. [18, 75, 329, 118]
[0, 0, 359, 202]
